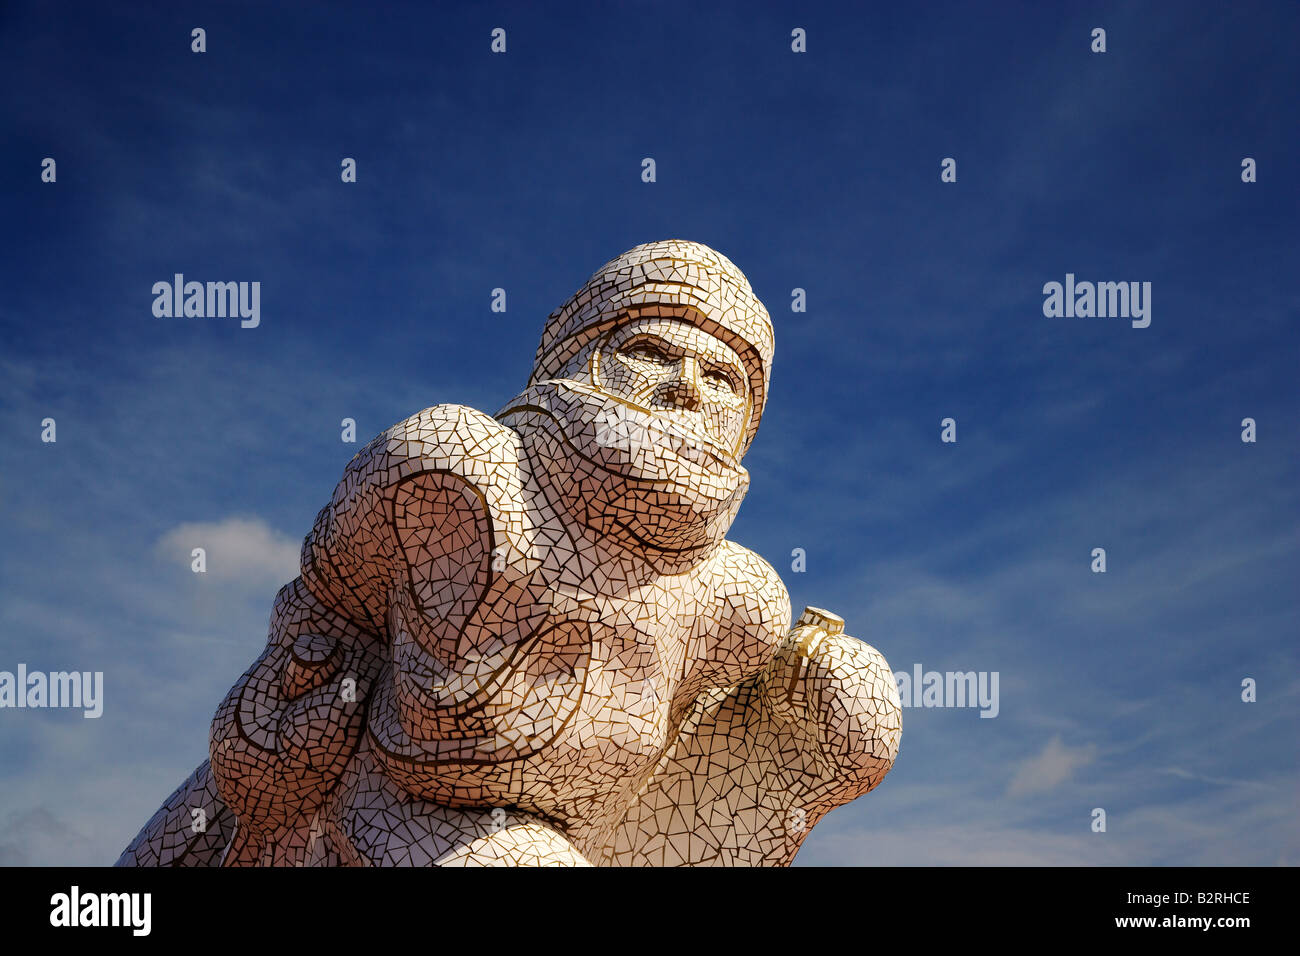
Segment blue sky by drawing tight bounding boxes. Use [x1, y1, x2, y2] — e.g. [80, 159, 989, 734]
[1, 0, 1297, 865]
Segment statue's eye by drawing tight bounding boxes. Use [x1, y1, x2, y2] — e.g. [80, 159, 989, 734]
[702, 366, 739, 394]
[623, 342, 670, 364]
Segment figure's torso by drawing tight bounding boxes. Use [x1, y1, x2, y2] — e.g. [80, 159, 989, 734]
[345, 404, 788, 835]
[365, 443, 712, 828]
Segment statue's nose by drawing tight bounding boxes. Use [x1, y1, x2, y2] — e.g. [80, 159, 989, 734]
[660, 356, 703, 411]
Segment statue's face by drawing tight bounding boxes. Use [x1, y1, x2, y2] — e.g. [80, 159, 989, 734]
[596, 316, 752, 458]
[505, 311, 756, 558]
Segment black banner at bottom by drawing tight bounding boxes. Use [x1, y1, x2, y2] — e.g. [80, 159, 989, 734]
[3, 865, 1279, 944]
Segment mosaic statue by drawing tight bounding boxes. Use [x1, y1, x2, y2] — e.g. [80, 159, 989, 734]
[118, 240, 901, 867]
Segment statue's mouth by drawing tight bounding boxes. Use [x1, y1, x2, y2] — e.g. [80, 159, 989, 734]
[496, 381, 751, 556]
[501, 380, 744, 487]
[563, 382, 740, 474]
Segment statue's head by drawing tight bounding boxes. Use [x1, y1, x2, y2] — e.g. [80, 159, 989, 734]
[502, 240, 774, 560]
[530, 239, 774, 462]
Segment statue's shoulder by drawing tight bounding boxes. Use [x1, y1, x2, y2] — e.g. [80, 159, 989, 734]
[350, 404, 521, 477]
[323, 405, 524, 522]
[392, 403, 517, 452]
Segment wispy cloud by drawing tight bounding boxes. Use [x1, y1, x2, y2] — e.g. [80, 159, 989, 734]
[1007, 736, 1099, 798]
[1157, 767, 1276, 791]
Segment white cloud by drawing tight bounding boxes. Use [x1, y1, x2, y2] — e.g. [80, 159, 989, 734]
[1007, 735, 1098, 798]
[154, 516, 300, 589]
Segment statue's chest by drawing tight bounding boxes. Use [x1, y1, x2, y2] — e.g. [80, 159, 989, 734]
[468, 567, 693, 693]
[372, 517, 719, 812]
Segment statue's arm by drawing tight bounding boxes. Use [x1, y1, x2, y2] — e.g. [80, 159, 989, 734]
[211, 406, 509, 862]
[121, 405, 511, 866]
[599, 548, 901, 865]
[114, 760, 235, 867]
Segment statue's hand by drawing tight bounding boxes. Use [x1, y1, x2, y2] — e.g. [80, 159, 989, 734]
[756, 607, 902, 795]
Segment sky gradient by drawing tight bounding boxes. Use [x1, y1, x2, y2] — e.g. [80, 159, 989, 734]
[1, 0, 1297, 865]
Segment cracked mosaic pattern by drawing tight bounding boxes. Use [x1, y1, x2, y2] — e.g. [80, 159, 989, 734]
[118, 239, 901, 867]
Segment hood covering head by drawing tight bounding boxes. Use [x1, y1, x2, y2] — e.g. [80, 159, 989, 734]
[529, 239, 775, 458]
